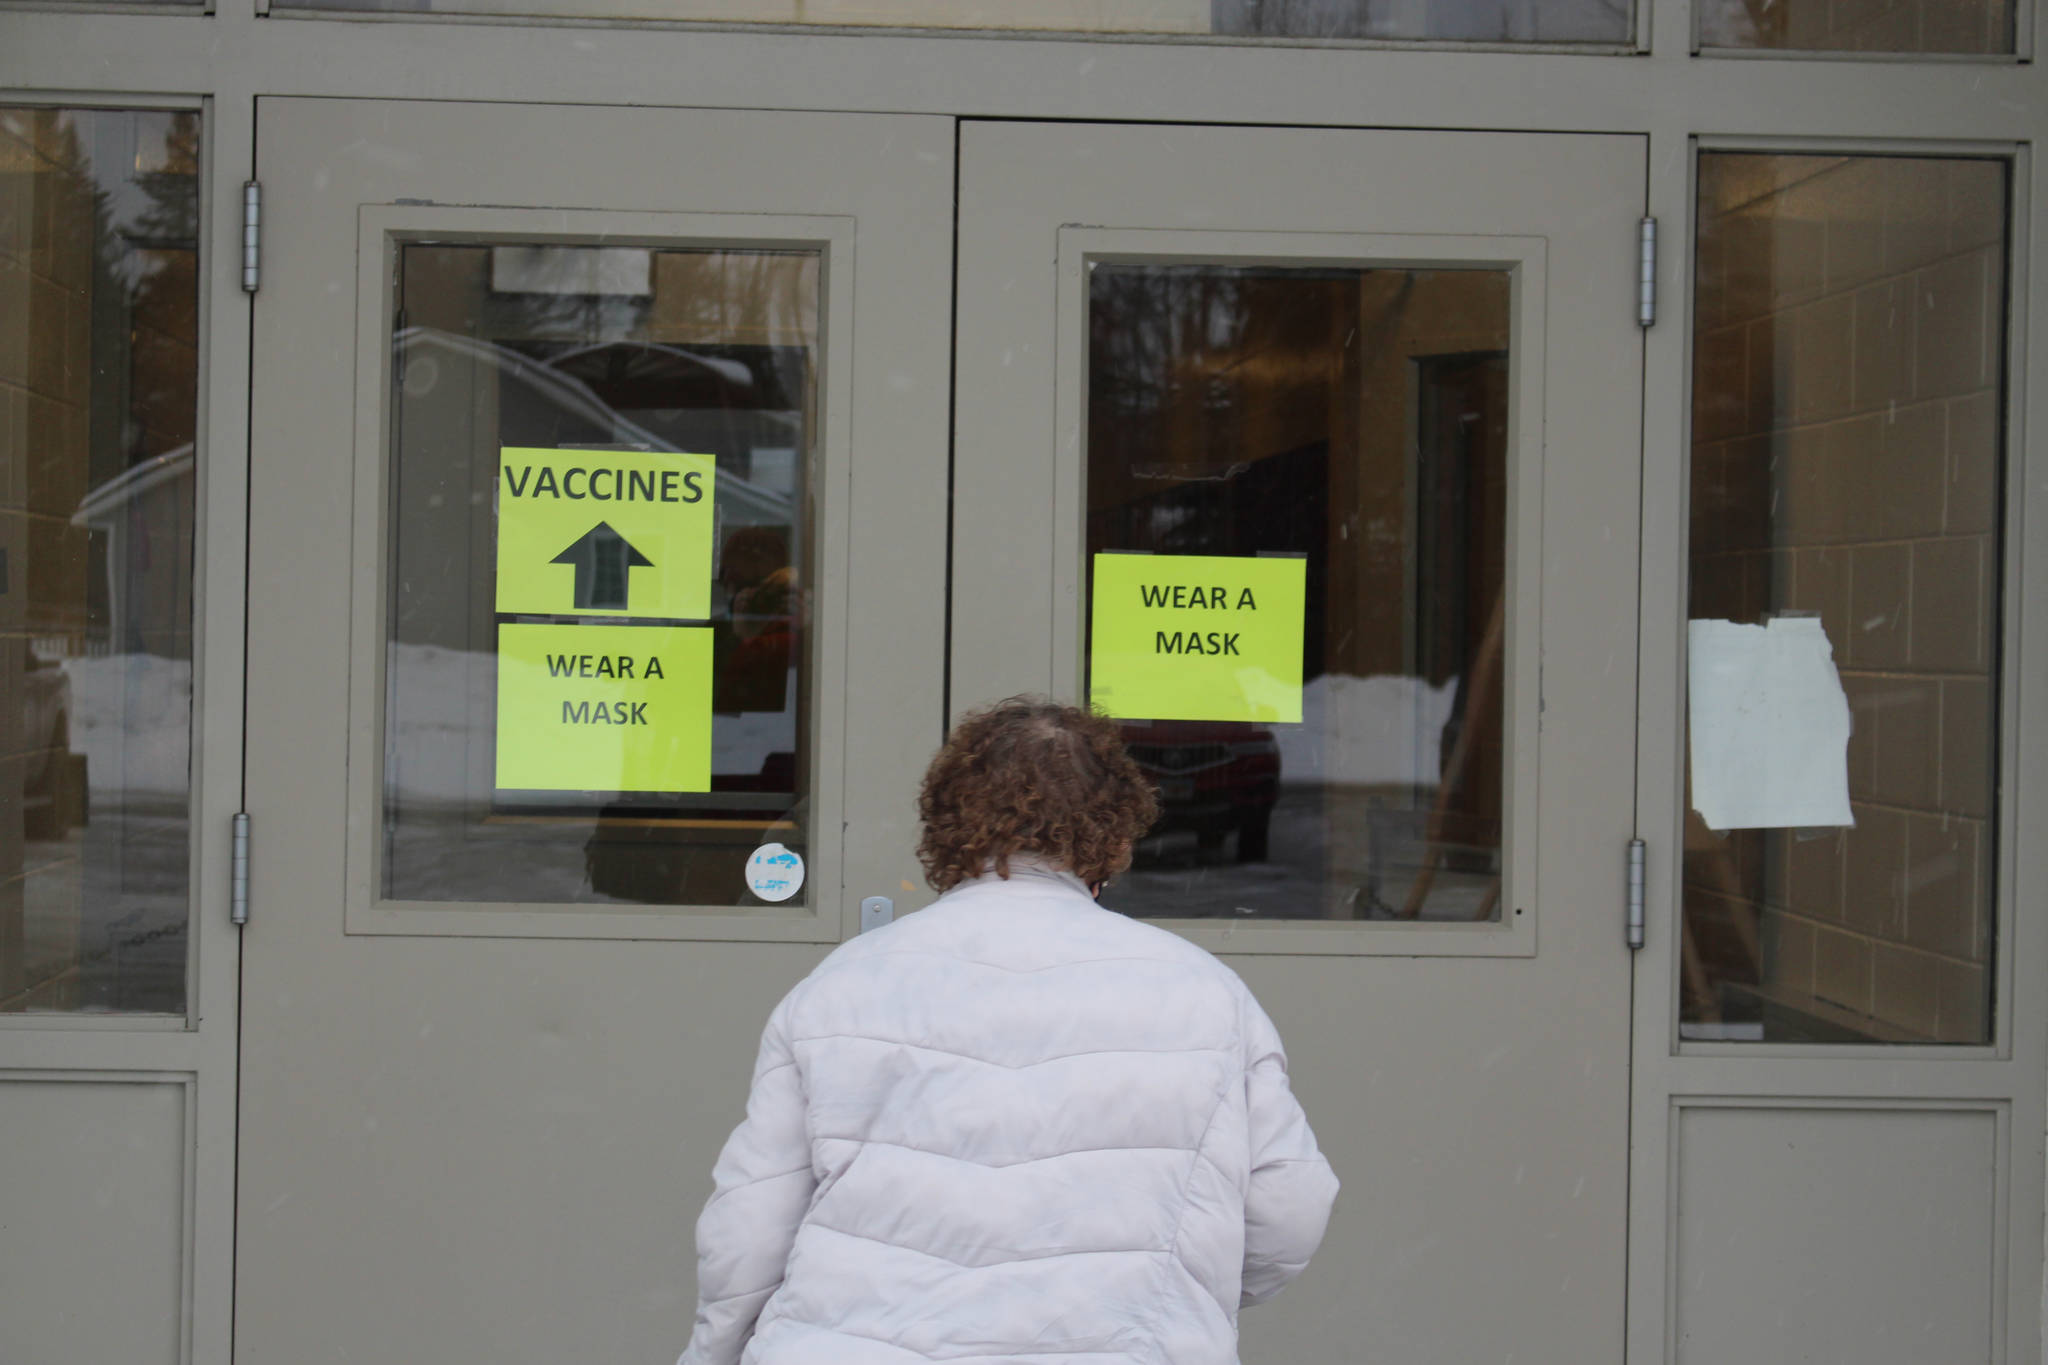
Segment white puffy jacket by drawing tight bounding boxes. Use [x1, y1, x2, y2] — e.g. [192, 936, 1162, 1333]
[679, 860, 1339, 1365]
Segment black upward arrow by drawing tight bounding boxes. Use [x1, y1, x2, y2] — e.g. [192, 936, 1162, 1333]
[551, 521, 654, 610]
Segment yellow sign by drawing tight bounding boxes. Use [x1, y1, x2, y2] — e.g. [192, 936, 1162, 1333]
[495, 623, 714, 792]
[1089, 553, 1307, 724]
[494, 447, 716, 620]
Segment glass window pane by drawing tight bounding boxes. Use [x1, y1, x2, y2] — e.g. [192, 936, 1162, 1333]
[0, 108, 200, 1014]
[272, 0, 1631, 45]
[1214, 0, 1628, 41]
[1683, 153, 2006, 1044]
[383, 243, 818, 907]
[1086, 264, 1511, 923]
[1698, 0, 2012, 53]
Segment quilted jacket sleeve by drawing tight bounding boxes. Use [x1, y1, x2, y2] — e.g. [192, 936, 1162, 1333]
[678, 998, 815, 1365]
[1239, 997, 1340, 1308]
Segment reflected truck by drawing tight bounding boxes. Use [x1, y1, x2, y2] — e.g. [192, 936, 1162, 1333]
[1121, 721, 1278, 862]
[20, 643, 85, 839]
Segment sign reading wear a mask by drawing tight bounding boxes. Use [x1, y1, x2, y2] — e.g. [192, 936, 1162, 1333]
[494, 623, 713, 793]
[1088, 552, 1307, 724]
[494, 446, 717, 620]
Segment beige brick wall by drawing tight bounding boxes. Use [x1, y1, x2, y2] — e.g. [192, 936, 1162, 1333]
[1685, 153, 2004, 1043]
[0, 110, 96, 651]
[0, 109, 96, 1007]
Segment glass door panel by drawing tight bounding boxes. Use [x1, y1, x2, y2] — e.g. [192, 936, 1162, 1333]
[384, 243, 820, 907]
[1085, 263, 1511, 922]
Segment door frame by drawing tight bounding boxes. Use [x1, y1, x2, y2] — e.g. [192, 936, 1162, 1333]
[1624, 135, 2045, 1363]
[0, 89, 249, 1365]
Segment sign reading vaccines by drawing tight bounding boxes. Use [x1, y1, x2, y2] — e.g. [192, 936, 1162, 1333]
[495, 623, 713, 792]
[494, 446, 717, 620]
[1089, 553, 1307, 724]
[493, 446, 719, 794]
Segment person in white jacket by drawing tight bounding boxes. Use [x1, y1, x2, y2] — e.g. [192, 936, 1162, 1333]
[680, 697, 1339, 1365]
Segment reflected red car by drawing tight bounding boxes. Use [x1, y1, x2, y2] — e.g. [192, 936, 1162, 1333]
[1120, 720, 1279, 862]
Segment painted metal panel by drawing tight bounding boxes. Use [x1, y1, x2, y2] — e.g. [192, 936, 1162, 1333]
[0, 1076, 190, 1365]
[1673, 1104, 2001, 1363]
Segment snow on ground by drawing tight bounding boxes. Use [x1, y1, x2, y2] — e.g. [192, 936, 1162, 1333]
[1274, 671, 1460, 789]
[61, 654, 192, 801]
[53, 642, 794, 808]
[385, 644, 796, 804]
[56, 652, 1449, 804]
[47, 652, 1486, 925]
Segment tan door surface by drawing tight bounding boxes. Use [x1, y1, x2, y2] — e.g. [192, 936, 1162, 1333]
[952, 123, 1646, 1363]
[240, 98, 951, 1363]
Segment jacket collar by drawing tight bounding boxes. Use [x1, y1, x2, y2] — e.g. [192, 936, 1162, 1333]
[969, 853, 1091, 898]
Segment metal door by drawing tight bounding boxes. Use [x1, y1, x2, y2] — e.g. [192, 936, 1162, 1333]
[239, 98, 952, 1362]
[952, 123, 1646, 1363]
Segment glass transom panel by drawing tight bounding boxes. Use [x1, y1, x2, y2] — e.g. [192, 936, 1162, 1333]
[269, 0, 1632, 44]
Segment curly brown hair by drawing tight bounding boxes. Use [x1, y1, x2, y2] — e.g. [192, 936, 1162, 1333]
[917, 697, 1160, 893]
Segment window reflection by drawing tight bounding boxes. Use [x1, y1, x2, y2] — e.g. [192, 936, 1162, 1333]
[1086, 264, 1510, 922]
[1, 108, 199, 1013]
[273, 0, 1631, 44]
[1214, 0, 1628, 42]
[1697, 0, 2011, 53]
[384, 245, 816, 906]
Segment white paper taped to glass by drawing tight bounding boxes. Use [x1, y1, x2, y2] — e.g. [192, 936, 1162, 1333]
[1687, 616, 1854, 832]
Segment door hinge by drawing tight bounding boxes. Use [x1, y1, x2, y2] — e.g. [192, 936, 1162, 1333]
[1625, 837, 1646, 950]
[1637, 215, 1656, 329]
[241, 181, 261, 295]
[859, 896, 894, 934]
[231, 812, 251, 926]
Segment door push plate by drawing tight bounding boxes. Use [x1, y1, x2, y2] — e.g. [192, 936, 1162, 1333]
[859, 896, 894, 934]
